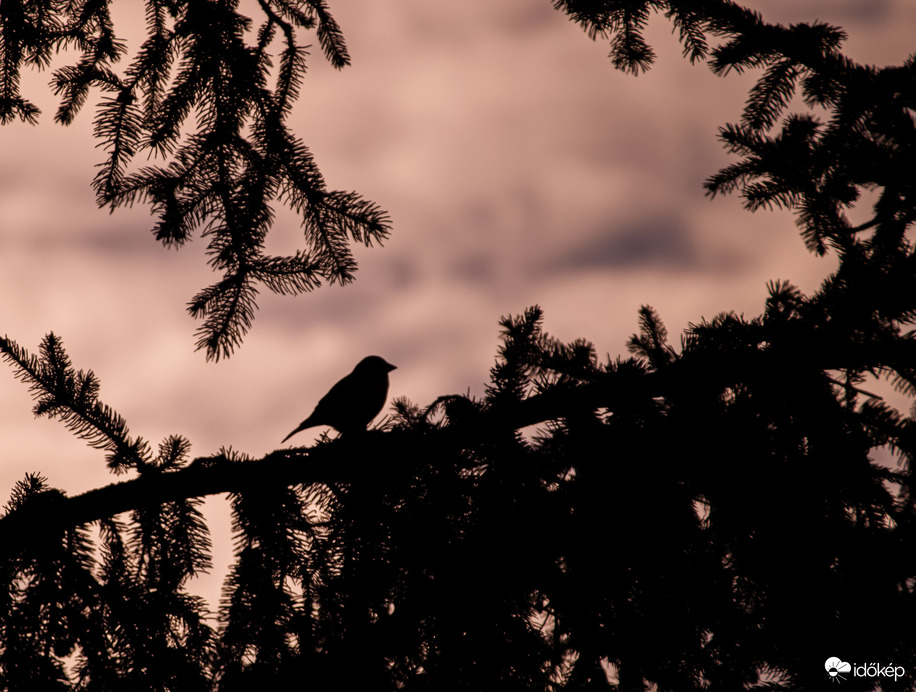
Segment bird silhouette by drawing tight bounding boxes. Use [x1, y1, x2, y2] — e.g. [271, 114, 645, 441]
[282, 355, 397, 442]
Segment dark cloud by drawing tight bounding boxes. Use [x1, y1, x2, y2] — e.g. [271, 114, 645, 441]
[761, 0, 893, 25]
[489, 3, 562, 33]
[450, 252, 497, 283]
[544, 216, 697, 272]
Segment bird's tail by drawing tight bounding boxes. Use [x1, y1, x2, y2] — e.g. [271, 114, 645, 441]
[282, 418, 315, 443]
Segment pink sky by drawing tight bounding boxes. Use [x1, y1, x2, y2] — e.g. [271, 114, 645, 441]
[1, 0, 914, 605]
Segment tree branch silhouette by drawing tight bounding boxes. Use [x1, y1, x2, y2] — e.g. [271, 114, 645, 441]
[3, 292, 915, 688]
[1, 0, 389, 360]
[3, 1, 916, 689]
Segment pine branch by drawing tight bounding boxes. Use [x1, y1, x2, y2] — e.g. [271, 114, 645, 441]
[188, 271, 259, 362]
[305, 0, 350, 69]
[2, 0, 390, 359]
[742, 58, 798, 131]
[666, 2, 710, 64]
[0, 367, 664, 545]
[555, 0, 916, 274]
[627, 305, 676, 368]
[608, 5, 655, 75]
[0, 334, 150, 472]
[251, 251, 323, 295]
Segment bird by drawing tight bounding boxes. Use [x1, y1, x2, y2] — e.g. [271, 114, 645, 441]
[282, 355, 396, 443]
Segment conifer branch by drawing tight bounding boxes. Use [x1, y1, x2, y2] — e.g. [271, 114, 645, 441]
[556, 0, 916, 273]
[0, 334, 150, 473]
[1, 0, 389, 360]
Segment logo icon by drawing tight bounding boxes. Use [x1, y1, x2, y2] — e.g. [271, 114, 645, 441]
[825, 658, 851, 683]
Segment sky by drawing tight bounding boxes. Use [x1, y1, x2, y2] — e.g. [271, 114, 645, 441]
[1, 0, 914, 606]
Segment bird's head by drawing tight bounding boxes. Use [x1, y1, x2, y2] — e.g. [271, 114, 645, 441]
[355, 355, 397, 374]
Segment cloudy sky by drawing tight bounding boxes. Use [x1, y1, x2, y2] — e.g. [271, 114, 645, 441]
[1, 0, 914, 603]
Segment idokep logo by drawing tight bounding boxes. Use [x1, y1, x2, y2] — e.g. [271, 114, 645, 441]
[825, 657, 907, 684]
[825, 658, 851, 683]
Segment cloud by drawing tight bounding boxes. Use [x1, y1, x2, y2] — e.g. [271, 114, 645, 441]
[545, 216, 699, 272]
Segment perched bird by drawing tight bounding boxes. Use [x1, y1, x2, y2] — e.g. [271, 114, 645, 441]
[282, 355, 396, 442]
